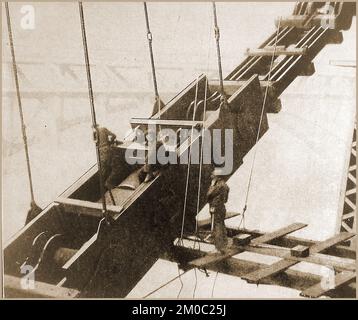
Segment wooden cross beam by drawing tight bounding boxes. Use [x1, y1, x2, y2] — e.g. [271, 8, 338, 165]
[300, 271, 356, 298]
[170, 239, 356, 297]
[188, 222, 307, 268]
[242, 232, 356, 283]
[184, 236, 355, 272]
[224, 227, 356, 260]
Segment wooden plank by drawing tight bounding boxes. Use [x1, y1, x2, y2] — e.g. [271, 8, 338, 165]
[197, 211, 241, 228]
[56, 197, 123, 217]
[171, 244, 356, 297]
[225, 227, 356, 260]
[130, 118, 203, 127]
[243, 243, 356, 271]
[189, 223, 307, 268]
[300, 271, 356, 298]
[242, 232, 355, 283]
[189, 246, 245, 268]
[4, 275, 79, 298]
[251, 223, 307, 245]
[311, 232, 356, 254]
[246, 47, 307, 57]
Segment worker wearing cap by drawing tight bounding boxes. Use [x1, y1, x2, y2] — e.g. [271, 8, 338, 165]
[207, 167, 230, 253]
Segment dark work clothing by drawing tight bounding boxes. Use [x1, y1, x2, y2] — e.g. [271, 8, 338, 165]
[138, 140, 163, 183]
[207, 178, 230, 251]
[97, 127, 120, 189]
[98, 127, 116, 148]
[99, 145, 111, 183]
[104, 147, 122, 190]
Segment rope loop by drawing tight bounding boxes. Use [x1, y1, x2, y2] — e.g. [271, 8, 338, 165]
[147, 32, 152, 42]
[214, 26, 220, 40]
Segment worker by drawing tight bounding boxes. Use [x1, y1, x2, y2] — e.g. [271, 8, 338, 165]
[96, 126, 121, 190]
[105, 144, 123, 190]
[206, 167, 230, 253]
[138, 131, 163, 183]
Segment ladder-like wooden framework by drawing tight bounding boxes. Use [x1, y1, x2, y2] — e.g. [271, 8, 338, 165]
[171, 223, 356, 298]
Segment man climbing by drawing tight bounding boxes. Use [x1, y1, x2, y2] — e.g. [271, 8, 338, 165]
[206, 167, 230, 254]
[97, 126, 122, 190]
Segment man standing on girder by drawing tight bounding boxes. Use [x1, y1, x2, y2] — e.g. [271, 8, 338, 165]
[207, 167, 230, 254]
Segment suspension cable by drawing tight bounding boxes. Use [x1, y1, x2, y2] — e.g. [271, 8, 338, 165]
[193, 78, 208, 249]
[143, 2, 161, 118]
[5, 2, 37, 205]
[212, 2, 228, 107]
[78, 2, 108, 223]
[239, 17, 282, 229]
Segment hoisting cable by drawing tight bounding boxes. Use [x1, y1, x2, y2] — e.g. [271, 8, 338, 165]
[78, 2, 109, 224]
[142, 268, 191, 298]
[212, 2, 228, 108]
[239, 17, 282, 229]
[189, 78, 208, 298]
[193, 77, 208, 251]
[5, 2, 42, 219]
[143, 2, 162, 118]
[211, 271, 219, 297]
[176, 76, 201, 246]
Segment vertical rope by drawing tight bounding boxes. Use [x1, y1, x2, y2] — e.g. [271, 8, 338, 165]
[239, 17, 282, 229]
[211, 271, 219, 297]
[5, 2, 36, 204]
[193, 78, 208, 250]
[78, 2, 108, 222]
[143, 2, 161, 118]
[177, 76, 201, 244]
[212, 2, 227, 107]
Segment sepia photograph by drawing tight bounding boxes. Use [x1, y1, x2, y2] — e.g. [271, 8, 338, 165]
[1, 1, 356, 300]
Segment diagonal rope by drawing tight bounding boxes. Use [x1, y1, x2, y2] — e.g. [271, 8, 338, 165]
[78, 2, 108, 223]
[5, 2, 37, 205]
[239, 17, 282, 229]
[142, 268, 191, 298]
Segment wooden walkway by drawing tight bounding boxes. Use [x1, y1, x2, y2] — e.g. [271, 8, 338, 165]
[172, 223, 356, 298]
